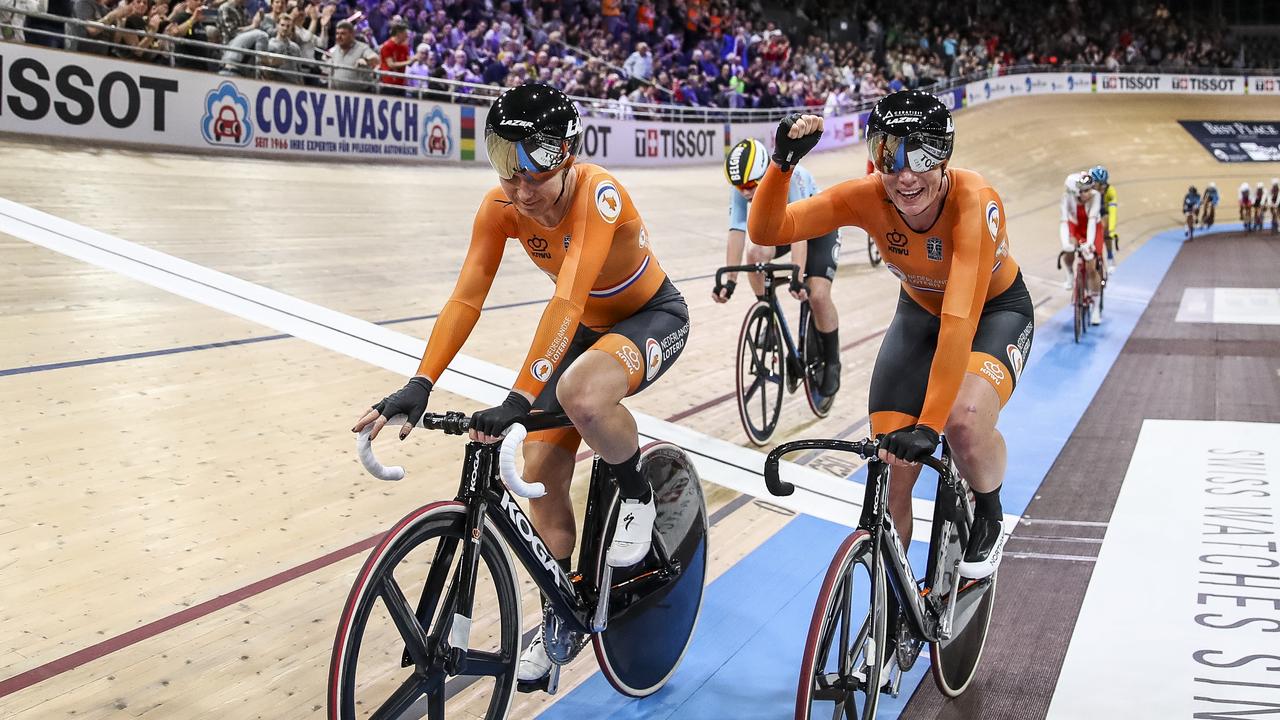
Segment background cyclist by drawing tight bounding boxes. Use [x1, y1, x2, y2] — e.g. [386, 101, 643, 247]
[351, 82, 690, 689]
[1183, 184, 1201, 239]
[1200, 181, 1219, 230]
[713, 137, 844, 396]
[1061, 171, 1105, 325]
[1268, 178, 1280, 233]
[1253, 182, 1265, 232]
[1239, 181, 1254, 231]
[1090, 165, 1118, 272]
[748, 90, 1035, 584]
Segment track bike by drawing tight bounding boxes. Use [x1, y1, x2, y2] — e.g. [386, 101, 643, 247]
[765, 436, 997, 719]
[330, 411, 707, 719]
[1060, 245, 1105, 343]
[717, 262, 836, 446]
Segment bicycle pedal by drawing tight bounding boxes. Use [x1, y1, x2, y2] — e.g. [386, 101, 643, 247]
[516, 663, 562, 695]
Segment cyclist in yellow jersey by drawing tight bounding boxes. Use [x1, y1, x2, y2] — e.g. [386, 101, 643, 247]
[1089, 166, 1118, 272]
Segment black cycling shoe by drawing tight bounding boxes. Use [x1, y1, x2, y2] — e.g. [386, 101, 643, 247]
[958, 517, 1006, 579]
[819, 359, 841, 396]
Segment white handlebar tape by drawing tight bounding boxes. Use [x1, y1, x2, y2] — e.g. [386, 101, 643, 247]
[355, 413, 414, 482]
[498, 424, 546, 498]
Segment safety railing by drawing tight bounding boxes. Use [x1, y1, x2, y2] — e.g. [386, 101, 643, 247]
[1, 8, 1274, 125]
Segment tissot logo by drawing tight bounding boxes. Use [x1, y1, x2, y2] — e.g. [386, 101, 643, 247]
[886, 230, 909, 256]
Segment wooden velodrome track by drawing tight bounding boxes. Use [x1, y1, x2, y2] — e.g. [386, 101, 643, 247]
[1, 93, 1275, 718]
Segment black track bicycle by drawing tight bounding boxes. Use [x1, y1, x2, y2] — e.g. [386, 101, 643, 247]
[330, 411, 708, 719]
[765, 436, 997, 718]
[718, 262, 836, 446]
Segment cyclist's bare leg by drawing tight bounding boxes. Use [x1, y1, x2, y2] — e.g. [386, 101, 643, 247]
[556, 350, 636, 463]
[523, 441, 578, 560]
[807, 277, 838, 332]
[887, 463, 924, 546]
[942, 375, 1005, 498]
[744, 241, 774, 298]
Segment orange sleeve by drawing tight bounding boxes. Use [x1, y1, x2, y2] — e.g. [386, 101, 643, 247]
[415, 195, 509, 381]
[917, 187, 1000, 431]
[511, 179, 621, 397]
[746, 165, 860, 246]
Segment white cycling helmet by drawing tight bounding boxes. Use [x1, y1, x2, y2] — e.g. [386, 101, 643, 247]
[1272, 177, 1279, 186]
[1207, 181, 1216, 190]
[1065, 171, 1093, 195]
[1240, 181, 1251, 193]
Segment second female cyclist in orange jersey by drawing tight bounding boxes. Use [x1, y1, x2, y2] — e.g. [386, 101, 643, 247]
[352, 82, 689, 687]
[748, 90, 1035, 580]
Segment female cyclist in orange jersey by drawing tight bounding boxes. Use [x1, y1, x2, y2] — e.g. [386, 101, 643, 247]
[352, 83, 690, 686]
[748, 91, 1035, 580]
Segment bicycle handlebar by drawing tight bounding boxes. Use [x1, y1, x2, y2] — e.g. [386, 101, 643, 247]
[715, 263, 801, 291]
[763, 438, 947, 496]
[355, 411, 572, 495]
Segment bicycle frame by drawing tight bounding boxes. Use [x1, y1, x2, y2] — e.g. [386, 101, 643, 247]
[436, 419, 681, 650]
[764, 438, 977, 645]
[716, 262, 806, 363]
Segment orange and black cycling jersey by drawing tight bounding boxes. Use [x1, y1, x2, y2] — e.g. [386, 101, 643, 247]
[748, 165, 1020, 432]
[416, 163, 665, 398]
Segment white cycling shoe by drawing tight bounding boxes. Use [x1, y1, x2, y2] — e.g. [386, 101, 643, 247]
[517, 632, 552, 683]
[606, 496, 656, 567]
[958, 519, 1007, 580]
[1090, 302, 1102, 326]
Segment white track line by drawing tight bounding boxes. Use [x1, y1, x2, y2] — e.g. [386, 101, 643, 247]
[1, 196, 1013, 536]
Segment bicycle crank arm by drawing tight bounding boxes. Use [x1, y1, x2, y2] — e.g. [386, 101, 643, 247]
[591, 564, 613, 633]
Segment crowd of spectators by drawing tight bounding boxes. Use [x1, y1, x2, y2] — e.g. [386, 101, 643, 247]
[1, 0, 1276, 112]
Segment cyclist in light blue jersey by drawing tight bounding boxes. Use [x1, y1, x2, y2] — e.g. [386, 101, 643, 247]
[713, 137, 843, 395]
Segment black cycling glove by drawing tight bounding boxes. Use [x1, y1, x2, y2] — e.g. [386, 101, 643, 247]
[881, 425, 940, 463]
[471, 391, 533, 438]
[773, 113, 823, 172]
[373, 376, 433, 439]
[713, 278, 737, 300]
[789, 274, 809, 297]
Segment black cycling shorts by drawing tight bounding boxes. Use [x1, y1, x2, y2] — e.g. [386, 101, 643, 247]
[869, 271, 1034, 436]
[529, 278, 690, 452]
[773, 230, 841, 282]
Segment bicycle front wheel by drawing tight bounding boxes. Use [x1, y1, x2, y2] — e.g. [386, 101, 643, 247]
[736, 301, 786, 445]
[329, 502, 522, 720]
[795, 530, 885, 720]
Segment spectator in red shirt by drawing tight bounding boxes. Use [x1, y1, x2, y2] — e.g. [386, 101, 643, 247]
[379, 21, 412, 94]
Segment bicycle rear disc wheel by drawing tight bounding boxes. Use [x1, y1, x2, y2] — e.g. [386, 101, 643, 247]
[329, 502, 522, 720]
[930, 576, 997, 697]
[801, 308, 834, 418]
[736, 301, 786, 445]
[925, 484, 997, 698]
[796, 530, 885, 720]
[593, 442, 708, 697]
